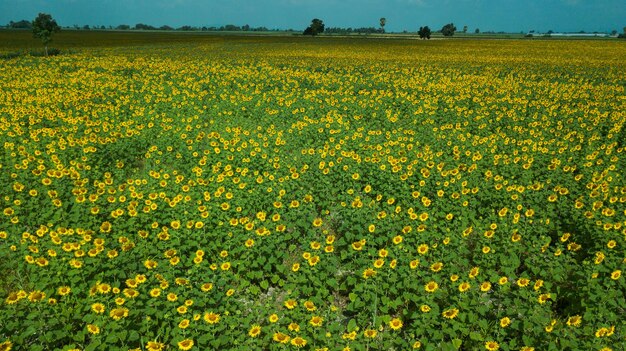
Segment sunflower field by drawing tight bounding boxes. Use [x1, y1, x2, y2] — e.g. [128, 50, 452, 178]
[0, 35, 625, 351]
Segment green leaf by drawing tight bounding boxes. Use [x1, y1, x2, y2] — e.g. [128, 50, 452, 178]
[470, 332, 483, 341]
[85, 340, 102, 351]
[347, 319, 357, 331]
[128, 330, 140, 342]
[105, 332, 119, 343]
[260, 280, 269, 290]
[478, 319, 489, 330]
[452, 338, 463, 349]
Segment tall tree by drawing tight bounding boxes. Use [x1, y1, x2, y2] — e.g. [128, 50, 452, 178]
[380, 17, 386, 33]
[463, 25, 468, 33]
[441, 23, 456, 37]
[32, 13, 60, 56]
[303, 18, 325, 36]
[418, 26, 431, 40]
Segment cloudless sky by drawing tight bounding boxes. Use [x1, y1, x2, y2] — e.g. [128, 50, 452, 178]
[2, 0, 625, 33]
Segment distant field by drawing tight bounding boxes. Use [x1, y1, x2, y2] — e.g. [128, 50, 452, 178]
[1, 33, 625, 351]
[1, 28, 614, 52]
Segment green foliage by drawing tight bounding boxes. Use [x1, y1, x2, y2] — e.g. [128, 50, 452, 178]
[418, 26, 431, 39]
[303, 18, 325, 36]
[442, 23, 456, 37]
[0, 36, 625, 351]
[31, 13, 60, 56]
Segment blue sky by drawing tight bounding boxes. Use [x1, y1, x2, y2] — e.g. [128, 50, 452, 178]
[2, 0, 624, 33]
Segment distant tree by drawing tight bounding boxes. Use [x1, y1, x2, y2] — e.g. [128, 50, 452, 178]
[32, 13, 61, 56]
[159, 25, 173, 31]
[463, 25, 468, 33]
[83, 25, 90, 30]
[242, 24, 250, 31]
[223, 24, 241, 31]
[475, 28, 480, 34]
[10, 19, 32, 29]
[610, 29, 617, 36]
[135, 23, 156, 30]
[116, 24, 130, 30]
[418, 26, 431, 39]
[623, 26, 626, 35]
[441, 23, 456, 37]
[380, 17, 386, 33]
[303, 18, 325, 36]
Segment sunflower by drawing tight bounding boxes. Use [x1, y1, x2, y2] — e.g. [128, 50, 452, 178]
[389, 318, 403, 330]
[146, 341, 165, 351]
[566, 315, 582, 327]
[424, 281, 438, 293]
[284, 299, 297, 309]
[91, 303, 105, 314]
[430, 262, 443, 272]
[248, 325, 261, 337]
[87, 324, 100, 335]
[273, 332, 290, 343]
[291, 336, 307, 348]
[373, 259, 385, 269]
[177, 339, 194, 350]
[0, 341, 13, 351]
[469, 267, 480, 278]
[307, 255, 320, 266]
[364, 329, 377, 338]
[28, 291, 45, 302]
[538, 293, 551, 304]
[485, 341, 500, 350]
[5, 292, 20, 305]
[442, 308, 459, 319]
[309, 316, 323, 327]
[417, 244, 429, 255]
[303, 300, 316, 311]
[610, 270, 621, 280]
[352, 241, 365, 250]
[109, 307, 129, 320]
[178, 319, 190, 329]
[458, 282, 471, 293]
[204, 312, 220, 324]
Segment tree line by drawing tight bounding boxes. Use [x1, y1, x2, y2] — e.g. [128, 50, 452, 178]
[9, 14, 626, 41]
[4, 20, 272, 32]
